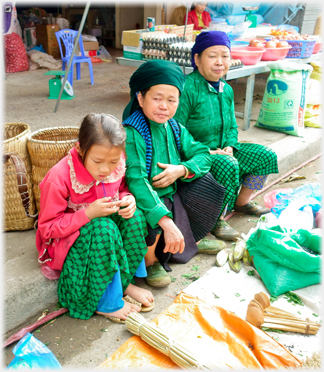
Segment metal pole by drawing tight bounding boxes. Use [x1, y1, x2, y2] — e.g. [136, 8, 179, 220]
[182, 3, 189, 75]
[54, 1, 91, 113]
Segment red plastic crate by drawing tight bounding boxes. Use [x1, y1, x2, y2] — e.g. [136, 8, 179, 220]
[284, 39, 316, 58]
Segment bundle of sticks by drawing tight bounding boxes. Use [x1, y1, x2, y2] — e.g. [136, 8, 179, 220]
[246, 292, 320, 335]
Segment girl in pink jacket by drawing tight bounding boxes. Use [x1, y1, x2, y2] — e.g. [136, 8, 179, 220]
[36, 113, 154, 323]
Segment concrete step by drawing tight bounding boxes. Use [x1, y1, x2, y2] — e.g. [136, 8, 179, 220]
[4, 126, 322, 334]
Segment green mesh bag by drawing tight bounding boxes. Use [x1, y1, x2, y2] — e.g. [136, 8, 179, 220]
[247, 224, 321, 296]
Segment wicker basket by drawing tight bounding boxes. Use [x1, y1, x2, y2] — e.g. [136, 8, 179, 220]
[3, 123, 37, 231]
[27, 126, 79, 211]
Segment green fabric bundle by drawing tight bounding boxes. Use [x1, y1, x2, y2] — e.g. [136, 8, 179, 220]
[247, 224, 321, 296]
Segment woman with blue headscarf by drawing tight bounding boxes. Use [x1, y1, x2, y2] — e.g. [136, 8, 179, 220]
[174, 31, 279, 241]
[122, 59, 226, 288]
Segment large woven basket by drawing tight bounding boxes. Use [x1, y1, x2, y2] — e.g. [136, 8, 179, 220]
[27, 126, 79, 211]
[3, 123, 37, 231]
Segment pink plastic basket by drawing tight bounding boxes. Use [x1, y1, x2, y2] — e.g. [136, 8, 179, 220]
[284, 39, 316, 58]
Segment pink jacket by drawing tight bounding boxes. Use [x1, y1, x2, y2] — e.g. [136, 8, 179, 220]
[185, 9, 211, 30]
[36, 147, 130, 271]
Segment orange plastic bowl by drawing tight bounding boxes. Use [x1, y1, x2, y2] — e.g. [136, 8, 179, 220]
[230, 46, 265, 65]
[261, 46, 291, 61]
[312, 42, 322, 54]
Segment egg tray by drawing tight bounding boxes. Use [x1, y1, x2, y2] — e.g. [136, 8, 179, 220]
[142, 54, 244, 70]
[229, 59, 244, 70]
[142, 36, 189, 51]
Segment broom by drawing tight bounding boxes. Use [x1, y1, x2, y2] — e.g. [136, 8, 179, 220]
[126, 312, 222, 369]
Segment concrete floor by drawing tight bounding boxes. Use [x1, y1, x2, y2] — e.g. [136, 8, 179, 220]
[3, 48, 322, 369]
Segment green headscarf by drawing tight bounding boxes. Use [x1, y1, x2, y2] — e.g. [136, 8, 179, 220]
[122, 60, 186, 121]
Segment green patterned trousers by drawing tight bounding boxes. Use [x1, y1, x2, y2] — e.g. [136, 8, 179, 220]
[210, 143, 278, 215]
[58, 209, 148, 319]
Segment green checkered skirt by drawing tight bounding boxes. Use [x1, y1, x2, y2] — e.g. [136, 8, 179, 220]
[58, 209, 148, 319]
[210, 143, 278, 213]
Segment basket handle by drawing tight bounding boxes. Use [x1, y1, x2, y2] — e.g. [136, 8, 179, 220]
[3, 152, 38, 218]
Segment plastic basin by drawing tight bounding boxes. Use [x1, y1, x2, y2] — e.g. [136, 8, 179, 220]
[230, 46, 265, 65]
[312, 42, 322, 54]
[261, 46, 291, 61]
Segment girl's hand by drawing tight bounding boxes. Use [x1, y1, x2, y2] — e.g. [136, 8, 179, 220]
[152, 163, 186, 188]
[210, 148, 232, 156]
[118, 195, 136, 219]
[158, 217, 185, 255]
[85, 197, 121, 220]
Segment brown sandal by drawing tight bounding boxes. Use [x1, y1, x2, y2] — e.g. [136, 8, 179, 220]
[95, 311, 125, 323]
[123, 295, 155, 312]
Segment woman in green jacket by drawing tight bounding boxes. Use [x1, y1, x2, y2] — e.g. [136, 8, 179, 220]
[122, 60, 226, 287]
[174, 31, 279, 241]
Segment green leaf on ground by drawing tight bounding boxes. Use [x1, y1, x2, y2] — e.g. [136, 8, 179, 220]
[34, 330, 41, 333]
[182, 272, 196, 278]
[240, 299, 246, 302]
[212, 292, 220, 299]
[235, 293, 241, 297]
[283, 291, 303, 306]
[170, 276, 176, 282]
[261, 327, 286, 333]
[312, 313, 318, 317]
[248, 219, 259, 223]
[270, 295, 278, 303]
[247, 270, 255, 276]
[188, 276, 199, 282]
[191, 265, 200, 272]
[182, 281, 190, 285]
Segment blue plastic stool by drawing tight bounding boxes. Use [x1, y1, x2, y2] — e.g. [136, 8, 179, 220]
[55, 29, 94, 86]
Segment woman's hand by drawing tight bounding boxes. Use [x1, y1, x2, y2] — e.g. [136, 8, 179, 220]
[158, 217, 185, 255]
[118, 195, 136, 219]
[223, 146, 233, 156]
[152, 163, 186, 188]
[210, 147, 233, 156]
[85, 197, 121, 220]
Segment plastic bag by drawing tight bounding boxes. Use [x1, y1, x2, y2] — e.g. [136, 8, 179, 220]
[304, 104, 322, 128]
[310, 61, 321, 81]
[4, 32, 29, 73]
[82, 34, 98, 42]
[263, 188, 292, 208]
[278, 201, 314, 231]
[27, 50, 62, 70]
[315, 209, 322, 228]
[246, 224, 321, 296]
[307, 78, 321, 105]
[271, 183, 322, 218]
[6, 332, 62, 369]
[97, 45, 112, 61]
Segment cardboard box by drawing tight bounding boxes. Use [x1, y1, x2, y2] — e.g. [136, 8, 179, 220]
[170, 24, 194, 40]
[123, 45, 143, 60]
[122, 25, 175, 48]
[83, 41, 99, 51]
[122, 26, 175, 60]
[42, 40, 60, 59]
[35, 24, 60, 42]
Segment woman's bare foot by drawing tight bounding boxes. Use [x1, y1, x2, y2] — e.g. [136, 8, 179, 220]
[95, 300, 140, 321]
[124, 283, 154, 307]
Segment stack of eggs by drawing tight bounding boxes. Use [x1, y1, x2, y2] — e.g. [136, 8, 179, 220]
[142, 33, 194, 66]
